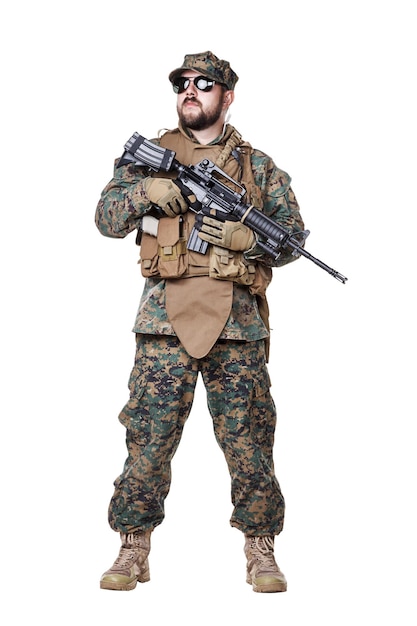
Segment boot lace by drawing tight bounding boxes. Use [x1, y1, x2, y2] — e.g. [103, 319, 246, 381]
[111, 533, 147, 570]
[249, 536, 277, 571]
[112, 547, 138, 570]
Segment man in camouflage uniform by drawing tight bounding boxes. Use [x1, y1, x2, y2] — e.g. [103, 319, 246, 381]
[96, 51, 305, 593]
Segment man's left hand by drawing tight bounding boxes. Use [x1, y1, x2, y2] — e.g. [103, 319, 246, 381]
[196, 215, 255, 251]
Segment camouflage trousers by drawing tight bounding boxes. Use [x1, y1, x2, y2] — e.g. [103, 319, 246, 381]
[108, 333, 285, 537]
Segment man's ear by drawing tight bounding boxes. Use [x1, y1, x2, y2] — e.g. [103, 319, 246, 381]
[223, 91, 235, 108]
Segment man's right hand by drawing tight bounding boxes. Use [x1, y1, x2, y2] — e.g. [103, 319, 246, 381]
[143, 177, 189, 217]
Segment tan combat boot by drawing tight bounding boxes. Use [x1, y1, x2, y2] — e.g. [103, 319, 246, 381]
[244, 535, 287, 593]
[100, 531, 151, 591]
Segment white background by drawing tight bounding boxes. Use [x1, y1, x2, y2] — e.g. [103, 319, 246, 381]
[1, 1, 416, 624]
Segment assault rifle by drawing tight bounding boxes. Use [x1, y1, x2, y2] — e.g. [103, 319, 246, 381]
[117, 132, 348, 284]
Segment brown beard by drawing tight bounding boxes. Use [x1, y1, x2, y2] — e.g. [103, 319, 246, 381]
[177, 96, 224, 131]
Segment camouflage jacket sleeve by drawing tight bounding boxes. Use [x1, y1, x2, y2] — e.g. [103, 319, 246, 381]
[244, 149, 305, 267]
[95, 159, 153, 238]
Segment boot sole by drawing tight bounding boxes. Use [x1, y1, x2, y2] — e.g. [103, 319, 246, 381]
[100, 579, 138, 591]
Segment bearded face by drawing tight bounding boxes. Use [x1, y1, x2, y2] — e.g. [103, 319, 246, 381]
[177, 90, 225, 131]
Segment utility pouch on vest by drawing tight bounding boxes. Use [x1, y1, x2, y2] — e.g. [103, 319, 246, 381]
[140, 216, 187, 278]
[140, 232, 159, 277]
[249, 264, 273, 298]
[208, 245, 256, 286]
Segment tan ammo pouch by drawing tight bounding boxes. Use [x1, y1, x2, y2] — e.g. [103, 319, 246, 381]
[208, 245, 256, 286]
[140, 216, 187, 279]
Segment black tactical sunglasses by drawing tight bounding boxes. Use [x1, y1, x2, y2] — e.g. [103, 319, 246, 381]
[172, 75, 216, 94]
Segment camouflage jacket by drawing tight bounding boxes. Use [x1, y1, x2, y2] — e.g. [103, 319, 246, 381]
[95, 123, 304, 342]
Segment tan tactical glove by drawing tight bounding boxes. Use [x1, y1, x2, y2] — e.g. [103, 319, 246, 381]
[143, 177, 189, 217]
[197, 216, 256, 251]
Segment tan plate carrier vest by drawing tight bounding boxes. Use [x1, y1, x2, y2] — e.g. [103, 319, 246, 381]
[138, 128, 272, 359]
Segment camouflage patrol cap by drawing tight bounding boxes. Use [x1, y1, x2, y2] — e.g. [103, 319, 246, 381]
[169, 51, 239, 91]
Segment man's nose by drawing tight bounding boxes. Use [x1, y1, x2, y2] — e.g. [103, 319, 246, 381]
[185, 79, 198, 95]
